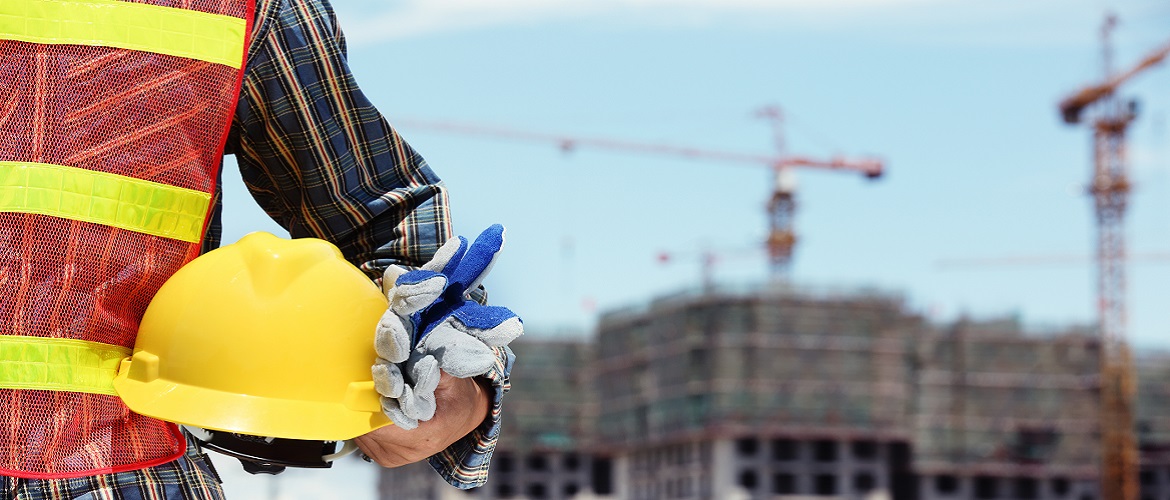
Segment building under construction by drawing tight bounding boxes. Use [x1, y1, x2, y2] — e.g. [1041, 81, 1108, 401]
[379, 283, 1170, 500]
[378, 337, 612, 500]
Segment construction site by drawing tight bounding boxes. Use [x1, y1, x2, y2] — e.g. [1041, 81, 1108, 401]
[369, 17, 1170, 498]
[380, 286, 1170, 500]
[373, 13, 1170, 500]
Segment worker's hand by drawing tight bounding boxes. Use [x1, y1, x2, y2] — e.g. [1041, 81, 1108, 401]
[372, 224, 522, 429]
[372, 235, 463, 365]
[354, 371, 490, 468]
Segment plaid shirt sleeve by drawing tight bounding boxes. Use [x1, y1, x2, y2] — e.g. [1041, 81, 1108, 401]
[221, 0, 512, 488]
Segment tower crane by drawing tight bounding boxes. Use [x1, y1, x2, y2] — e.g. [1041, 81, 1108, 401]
[1057, 15, 1170, 500]
[396, 107, 883, 280]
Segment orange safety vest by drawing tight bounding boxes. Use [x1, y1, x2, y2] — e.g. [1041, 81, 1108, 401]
[0, 0, 254, 478]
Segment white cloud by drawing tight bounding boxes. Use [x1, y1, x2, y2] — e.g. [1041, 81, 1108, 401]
[336, 0, 937, 45]
[332, 0, 1165, 52]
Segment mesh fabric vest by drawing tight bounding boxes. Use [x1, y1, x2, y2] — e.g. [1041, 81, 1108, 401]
[0, 0, 254, 478]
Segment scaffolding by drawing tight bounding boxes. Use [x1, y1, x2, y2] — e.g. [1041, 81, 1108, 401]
[1135, 352, 1170, 449]
[383, 287, 1170, 499]
[593, 284, 918, 449]
[913, 319, 1101, 478]
[503, 338, 598, 452]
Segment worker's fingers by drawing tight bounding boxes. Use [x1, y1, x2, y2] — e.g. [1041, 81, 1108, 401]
[381, 387, 420, 430]
[374, 309, 413, 363]
[422, 236, 467, 275]
[388, 271, 446, 315]
[372, 360, 404, 399]
[450, 303, 523, 347]
[420, 325, 496, 379]
[410, 355, 441, 398]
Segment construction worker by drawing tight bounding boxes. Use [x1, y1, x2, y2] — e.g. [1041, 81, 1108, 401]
[0, 0, 517, 497]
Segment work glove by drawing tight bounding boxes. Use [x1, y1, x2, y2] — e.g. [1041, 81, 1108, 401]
[371, 224, 523, 429]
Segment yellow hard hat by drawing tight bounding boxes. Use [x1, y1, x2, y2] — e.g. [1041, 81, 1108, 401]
[114, 232, 391, 446]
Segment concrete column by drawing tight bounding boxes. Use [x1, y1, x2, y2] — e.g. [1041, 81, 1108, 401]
[614, 454, 631, 500]
[711, 438, 736, 498]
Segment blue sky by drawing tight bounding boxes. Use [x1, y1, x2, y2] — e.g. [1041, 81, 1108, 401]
[214, 0, 1168, 498]
[222, 0, 1170, 350]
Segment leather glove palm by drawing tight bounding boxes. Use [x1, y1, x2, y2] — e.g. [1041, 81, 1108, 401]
[372, 225, 523, 429]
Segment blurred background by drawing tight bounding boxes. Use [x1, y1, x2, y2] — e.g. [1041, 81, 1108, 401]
[213, 0, 1170, 498]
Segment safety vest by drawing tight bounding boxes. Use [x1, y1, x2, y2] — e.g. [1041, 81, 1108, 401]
[0, 0, 253, 478]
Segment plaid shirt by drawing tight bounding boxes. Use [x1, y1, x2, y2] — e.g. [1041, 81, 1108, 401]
[219, 0, 514, 490]
[4, 0, 510, 496]
[0, 447, 226, 500]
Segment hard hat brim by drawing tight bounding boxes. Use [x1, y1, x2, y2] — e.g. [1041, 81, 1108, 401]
[114, 361, 392, 441]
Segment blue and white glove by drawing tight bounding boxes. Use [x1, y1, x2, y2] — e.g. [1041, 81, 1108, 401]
[372, 224, 523, 429]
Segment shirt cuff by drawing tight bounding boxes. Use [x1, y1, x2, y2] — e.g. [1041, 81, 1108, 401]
[427, 345, 514, 488]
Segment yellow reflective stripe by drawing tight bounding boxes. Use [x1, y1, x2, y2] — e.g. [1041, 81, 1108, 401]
[0, 336, 130, 396]
[0, 0, 246, 68]
[0, 162, 211, 243]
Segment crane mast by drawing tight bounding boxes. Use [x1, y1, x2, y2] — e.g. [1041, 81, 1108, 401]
[1092, 58, 1138, 500]
[1059, 15, 1169, 500]
[758, 106, 799, 278]
[755, 106, 883, 278]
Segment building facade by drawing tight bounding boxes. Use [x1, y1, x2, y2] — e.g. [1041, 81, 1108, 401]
[379, 284, 1170, 500]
